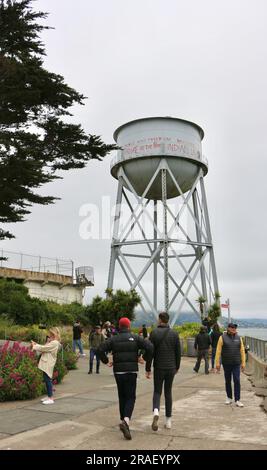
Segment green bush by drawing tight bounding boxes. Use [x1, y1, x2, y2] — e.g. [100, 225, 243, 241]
[0, 279, 140, 329]
[84, 289, 141, 326]
[175, 322, 201, 339]
[53, 354, 68, 384]
[0, 341, 44, 401]
[62, 350, 78, 370]
[0, 320, 47, 343]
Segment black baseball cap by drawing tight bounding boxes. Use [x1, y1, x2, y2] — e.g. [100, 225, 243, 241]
[228, 322, 238, 328]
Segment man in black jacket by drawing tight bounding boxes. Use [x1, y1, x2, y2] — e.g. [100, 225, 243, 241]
[72, 319, 86, 356]
[193, 325, 211, 374]
[97, 317, 153, 440]
[146, 312, 181, 431]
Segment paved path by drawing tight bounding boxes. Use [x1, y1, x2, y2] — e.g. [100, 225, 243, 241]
[0, 356, 266, 450]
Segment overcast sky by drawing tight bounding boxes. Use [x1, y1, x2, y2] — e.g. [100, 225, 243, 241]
[2, 0, 267, 318]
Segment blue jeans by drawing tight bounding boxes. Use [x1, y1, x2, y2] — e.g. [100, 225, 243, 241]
[43, 372, 53, 398]
[223, 364, 241, 401]
[73, 339, 84, 354]
[89, 348, 100, 372]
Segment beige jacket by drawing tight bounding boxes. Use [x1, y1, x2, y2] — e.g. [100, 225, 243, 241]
[33, 340, 60, 378]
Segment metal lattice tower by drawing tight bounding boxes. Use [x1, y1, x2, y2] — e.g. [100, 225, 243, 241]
[107, 117, 219, 326]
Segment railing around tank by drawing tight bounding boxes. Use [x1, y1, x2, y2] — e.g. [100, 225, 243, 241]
[244, 336, 267, 362]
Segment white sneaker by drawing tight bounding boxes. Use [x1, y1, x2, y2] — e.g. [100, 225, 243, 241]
[235, 401, 244, 407]
[225, 398, 233, 405]
[81, 353, 86, 357]
[165, 418, 171, 429]
[42, 398, 54, 405]
[40, 397, 49, 402]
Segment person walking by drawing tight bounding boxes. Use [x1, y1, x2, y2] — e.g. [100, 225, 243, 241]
[102, 321, 112, 339]
[72, 319, 86, 356]
[88, 325, 104, 374]
[145, 312, 181, 431]
[215, 322, 246, 407]
[193, 325, 211, 374]
[97, 317, 153, 440]
[31, 327, 61, 405]
[202, 316, 211, 333]
[210, 323, 222, 372]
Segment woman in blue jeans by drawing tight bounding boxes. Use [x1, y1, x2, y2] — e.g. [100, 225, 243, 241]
[31, 327, 61, 404]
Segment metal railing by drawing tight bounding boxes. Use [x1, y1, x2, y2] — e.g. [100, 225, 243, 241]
[0, 248, 74, 278]
[244, 336, 267, 362]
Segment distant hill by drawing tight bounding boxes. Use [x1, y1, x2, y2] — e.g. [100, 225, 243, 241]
[132, 310, 201, 326]
[132, 310, 267, 328]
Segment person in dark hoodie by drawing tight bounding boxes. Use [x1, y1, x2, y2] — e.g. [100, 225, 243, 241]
[72, 319, 86, 356]
[97, 317, 153, 441]
[210, 323, 222, 372]
[145, 312, 181, 432]
[193, 325, 211, 374]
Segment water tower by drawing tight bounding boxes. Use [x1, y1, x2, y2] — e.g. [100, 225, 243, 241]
[107, 117, 219, 326]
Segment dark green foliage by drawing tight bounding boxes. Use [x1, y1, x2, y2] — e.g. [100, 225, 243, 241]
[0, 278, 78, 325]
[0, 278, 48, 324]
[0, 0, 117, 240]
[62, 350, 78, 370]
[84, 289, 141, 327]
[0, 279, 140, 328]
[53, 353, 67, 384]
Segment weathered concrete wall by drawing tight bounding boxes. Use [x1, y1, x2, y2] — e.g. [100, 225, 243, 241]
[0, 266, 73, 285]
[247, 352, 267, 380]
[25, 281, 83, 304]
[0, 266, 84, 304]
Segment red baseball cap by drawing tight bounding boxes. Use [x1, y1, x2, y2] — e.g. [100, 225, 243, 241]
[119, 317, 131, 329]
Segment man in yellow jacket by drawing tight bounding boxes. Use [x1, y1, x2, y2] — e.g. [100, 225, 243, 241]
[215, 323, 246, 407]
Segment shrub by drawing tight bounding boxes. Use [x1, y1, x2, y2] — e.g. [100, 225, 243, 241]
[175, 322, 201, 339]
[0, 341, 44, 401]
[0, 340, 69, 401]
[0, 320, 47, 343]
[53, 354, 68, 384]
[62, 350, 78, 370]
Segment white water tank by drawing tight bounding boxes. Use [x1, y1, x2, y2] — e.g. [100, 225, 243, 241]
[111, 117, 207, 199]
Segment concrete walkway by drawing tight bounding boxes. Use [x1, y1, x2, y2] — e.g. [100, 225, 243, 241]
[0, 356, 266, 450]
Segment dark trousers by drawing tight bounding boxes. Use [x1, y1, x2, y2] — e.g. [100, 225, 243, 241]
[43, 372, 53, 398]
[115, 373, 137, 421]
[211, 348, 216, 369]
[153, 368, 176, 418]
[223, 364, 241, 401]
[89, 348, 100, 372]
[194, 349, 209, 374]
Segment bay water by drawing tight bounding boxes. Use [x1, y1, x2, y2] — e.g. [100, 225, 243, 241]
[237, 328, 267, 341]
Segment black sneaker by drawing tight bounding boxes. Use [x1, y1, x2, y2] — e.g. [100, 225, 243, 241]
[119, 420, 132, 440]
[88, 371, 92, 374]
[152, 415, 159, 431]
